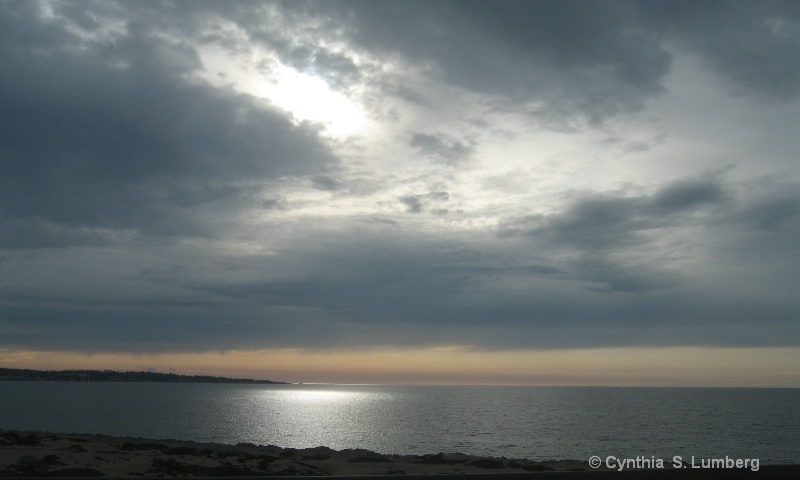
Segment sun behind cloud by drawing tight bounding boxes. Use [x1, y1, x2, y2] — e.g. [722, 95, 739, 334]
[197, 44, 367, 139]
[1, 0, 799, 388]
[260, 66, 366, 138]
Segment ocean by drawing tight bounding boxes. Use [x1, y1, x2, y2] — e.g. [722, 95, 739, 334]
[1, 382, 797, 464]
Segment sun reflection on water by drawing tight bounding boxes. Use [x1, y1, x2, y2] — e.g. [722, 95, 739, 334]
[271, 387, 365, 404]
[230, 385, 390, 451]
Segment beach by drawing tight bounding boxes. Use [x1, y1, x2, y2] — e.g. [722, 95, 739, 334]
[0, 429, 592, 477]
[3, 430, 799, 479]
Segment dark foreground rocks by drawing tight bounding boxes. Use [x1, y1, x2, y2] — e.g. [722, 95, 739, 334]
[0, 430, 580, 477]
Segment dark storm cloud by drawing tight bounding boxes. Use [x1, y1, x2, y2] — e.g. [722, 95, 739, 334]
[497, 178, 727, 294]
[0, 1, 335, 246]
[45, 1, 792, 124]
[735, 186, 800, 231]
[499, 178, 726, 252]
[1, 204, 798, 353]
[0, 216, 111, 249]
[0, 230, 486, 352]
[640, 0, 800, 100]
[278, 0, 800, 120]
[1, 1, 798, 357]
[299, 0, 669, 121]
[649, 179, 724, 212]
[573, 257, 679, 294]
[498, 177, 800, 299]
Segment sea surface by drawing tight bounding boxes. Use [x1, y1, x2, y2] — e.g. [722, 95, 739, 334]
[0, 382, 798, 464]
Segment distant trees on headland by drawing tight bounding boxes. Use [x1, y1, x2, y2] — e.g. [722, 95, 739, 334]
[0, 368, 287, 384]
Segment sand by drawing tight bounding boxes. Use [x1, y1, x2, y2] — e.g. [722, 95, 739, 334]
[0, 429, 589, 477]
[3, 429, 797, 478]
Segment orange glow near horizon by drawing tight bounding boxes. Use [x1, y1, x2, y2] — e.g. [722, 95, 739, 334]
[1, 346, 799, 387]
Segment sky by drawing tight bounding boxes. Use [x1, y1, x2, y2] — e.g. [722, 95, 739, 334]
[1, 0, 799, 386]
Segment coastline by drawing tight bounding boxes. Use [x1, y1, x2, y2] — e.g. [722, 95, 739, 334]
[0, 368, 288, 384]
[0, 429, 589, 477]
[1, 430, 797, 478]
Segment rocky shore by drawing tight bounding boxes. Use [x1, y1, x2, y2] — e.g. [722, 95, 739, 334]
[0, 430, 589, 477]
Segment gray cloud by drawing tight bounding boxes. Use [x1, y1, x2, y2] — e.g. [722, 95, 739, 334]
[275, 0, 800, 121]
[0, 2, 336, 245]
[284, 46, 363, 91]
[299, 0, 670, 121]
[0, 1, 798, 359]
[649, 179, 725, 212]
[4, 171, 798, 353]
[495, 177, 799, 296]
[574, 257, 680, 294]
[399, 192, 449, 214]
[640, 0, 800, 100]
[410, 133, 475, 164]
[312, 175, 345, 191]
[736, 187, 800, 231]
[1, 207, 798, 353]
[499, 178, 728, 252]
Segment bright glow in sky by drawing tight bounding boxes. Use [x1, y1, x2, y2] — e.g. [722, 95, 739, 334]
[260, 66, 366, 138]
[4, 347, 799, 387]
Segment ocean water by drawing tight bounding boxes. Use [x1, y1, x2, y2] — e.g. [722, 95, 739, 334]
[0, 382, 797, 464]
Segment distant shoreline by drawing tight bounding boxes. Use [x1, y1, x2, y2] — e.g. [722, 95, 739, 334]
[0, 368, 288, 384]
